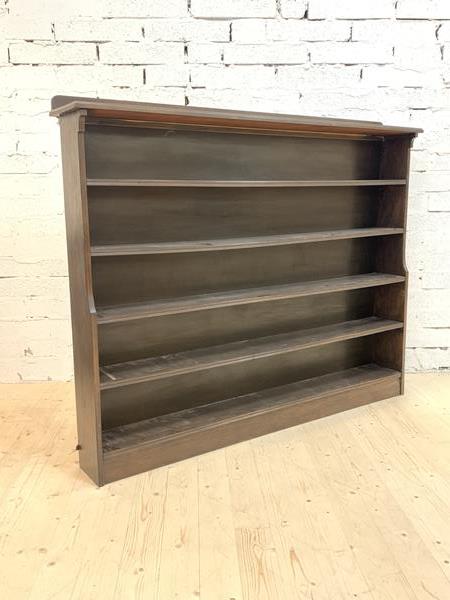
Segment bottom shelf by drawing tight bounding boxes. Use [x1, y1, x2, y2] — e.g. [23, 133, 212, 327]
[102, 363, 401, 483]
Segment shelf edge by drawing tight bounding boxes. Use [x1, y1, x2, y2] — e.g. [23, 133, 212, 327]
[91, 228, 404, 257]
[99, 318, 403, 390]
[96, 273, 406, 324]
[87, 178, 407, 188]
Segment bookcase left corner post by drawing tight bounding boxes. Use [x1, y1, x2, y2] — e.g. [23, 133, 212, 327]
[56, 109, 103, 486]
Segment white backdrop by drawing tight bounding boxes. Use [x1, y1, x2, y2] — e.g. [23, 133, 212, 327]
[1, 0, 449, 381]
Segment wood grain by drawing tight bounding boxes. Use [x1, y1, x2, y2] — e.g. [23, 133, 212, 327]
[98, 288, 375, 365]
[50, 94, 422, 136]
[96, 273, 406, 323]
[102, 364, 400, 453]
[87, 178, 407, 187]
[87, 185, 380, 246]
[58, 110, 103, 485]
[99, 338, 375, 428]
[99, 318, 403, 389]
[91, 227, 404, 256]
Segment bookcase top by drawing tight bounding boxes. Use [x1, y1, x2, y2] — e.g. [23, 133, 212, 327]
[50, 95, 421, 137]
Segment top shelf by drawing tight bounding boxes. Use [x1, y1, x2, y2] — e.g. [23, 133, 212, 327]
[86, 179, 407, 188]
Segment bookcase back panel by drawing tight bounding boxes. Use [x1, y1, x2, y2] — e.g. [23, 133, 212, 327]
[92, 238, 376, 307]
[375, 235, 405, 275]
[101, 337, 372, 428]
[88, 186, 379, 245]
[98, 288, 375, 364]
[85, 124, 382, 180]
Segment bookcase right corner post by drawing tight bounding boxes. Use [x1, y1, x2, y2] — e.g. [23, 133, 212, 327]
[374, 133, 417, 394]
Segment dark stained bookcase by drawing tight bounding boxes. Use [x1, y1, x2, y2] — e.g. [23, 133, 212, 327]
[51, 96, 421, 485]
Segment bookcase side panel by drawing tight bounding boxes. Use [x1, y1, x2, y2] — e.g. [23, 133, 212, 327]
[59, 111, 103, 485]
[375, 135, 415, 392]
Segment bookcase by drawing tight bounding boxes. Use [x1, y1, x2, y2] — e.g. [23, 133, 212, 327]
[51, 96, 421, 485]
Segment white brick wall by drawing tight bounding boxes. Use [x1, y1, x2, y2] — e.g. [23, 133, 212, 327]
[0, 0, 449, 380]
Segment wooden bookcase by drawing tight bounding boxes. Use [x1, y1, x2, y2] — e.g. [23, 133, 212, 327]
[51, 96, 421, 485]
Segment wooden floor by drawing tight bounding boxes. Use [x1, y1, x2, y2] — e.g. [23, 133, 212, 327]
[0, 375, 449, 599]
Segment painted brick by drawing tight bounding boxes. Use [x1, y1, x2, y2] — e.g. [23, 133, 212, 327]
[102, 0, 188, 18]
[8, 0, 91, 17]
[231, 20, 267, 43]
[421, 292, 450, 327]
[276, 64, 362, 89]
[0, 65, 144, 93]
[438, 23, 450, 41]
[190, 65, 277, 88]
[417, 244, 450, 273]
[0, 43, 7, 65]
[144, 65, 188, 87]
[407, 326, 450, 348]
[0, 134, 17, 154]
[279, 0, 308, 19]
[0, 320, 72, 363]
[99, 42, 184, 65]
[443, 45, 450, 63]
[310, 42, 393, 65]
[397, 0, 450, 20]
[0, 296, 69, 325]
[267, 20, 351, 41]
[189, 87, 302, 112]
[352, 20, 437, 44]
[9, 41, 97, 65]
[0, 279, 69, 317]
[54, 18, 143, 42]
[224, 43, 308, 64]
[422, 272, 450, 289]
[143, 19, 230, 42]
[95, 85, 186, 105]
[0, 174, 61, 200]
[191, 0, 277, 19]
[309, 0, 395, 20]
[10, 0, 188, 18]
[415, 349, 450, 371]
[230, 19, 350, 44]
[411, 152, 450, 172]
[295, 89, 382, 119]
[394, 44, 442, 70]
[0, 17, 53, 40]
[17, 132, 60, 155]
[427, 192, 450, 212]
[361, 65, 442, 88]
[1, 153, 56, 175]
[410, 172, 450, 193]
[188, 43, 225, 64]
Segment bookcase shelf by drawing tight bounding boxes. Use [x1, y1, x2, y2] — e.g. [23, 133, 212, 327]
[91, 227, 403, 256]
[99, 317, 403, 390]
[95, 273, 406, 323]
[87, 178, 407, 188]
[52, 95, 420, 485]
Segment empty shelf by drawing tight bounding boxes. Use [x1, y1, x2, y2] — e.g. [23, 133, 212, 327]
[102, 364, 401, 453]
[91, 227, 404, 256]
[87, 178, 407, 188]
[96, 273, 406, 324]
[99, 317, 403, 389]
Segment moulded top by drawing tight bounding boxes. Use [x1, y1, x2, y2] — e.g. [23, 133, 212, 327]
[50, 95, 422, 137]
